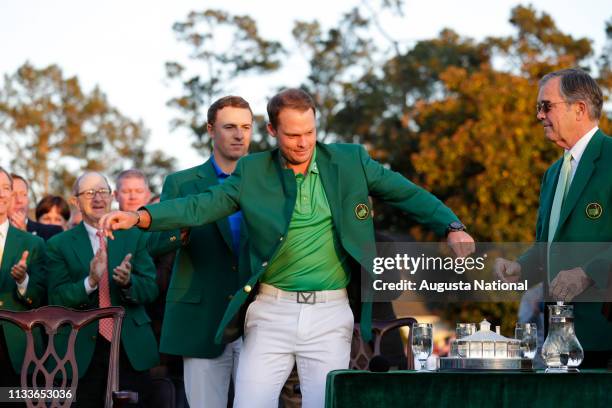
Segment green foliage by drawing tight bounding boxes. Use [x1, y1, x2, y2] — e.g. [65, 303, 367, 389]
[168, 3, 611, 327]
[0, 62, 174, 198]
[166, 9, 284, 153]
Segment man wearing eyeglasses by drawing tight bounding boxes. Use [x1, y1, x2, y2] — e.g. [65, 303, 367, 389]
[496, 68, 612, 368]
[46, 171, 159, 407]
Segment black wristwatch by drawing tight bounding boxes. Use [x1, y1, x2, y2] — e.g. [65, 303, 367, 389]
[446, 221, 466, 235]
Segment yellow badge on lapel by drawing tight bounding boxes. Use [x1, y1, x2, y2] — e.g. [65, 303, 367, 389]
[585, 202, 603, 219]
[355, 203, 370, 220]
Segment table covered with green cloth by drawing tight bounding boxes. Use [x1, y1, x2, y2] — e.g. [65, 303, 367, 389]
[325, 369, 612, 408]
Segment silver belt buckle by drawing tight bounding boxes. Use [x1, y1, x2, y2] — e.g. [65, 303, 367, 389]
[296, 291, 316, 304]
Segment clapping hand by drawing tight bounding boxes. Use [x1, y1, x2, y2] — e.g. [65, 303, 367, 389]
[88, 234, 108, 287]
[9, 210, 27, 231]
[10, 250, 29, 284]
[113, 254, 132, 287]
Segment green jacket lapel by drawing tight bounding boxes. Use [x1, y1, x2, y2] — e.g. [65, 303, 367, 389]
[193, 160, 234, 253]
[273, 149, 299, 220]
[71, 223, 95, 276]
[316, 144, 342, 234]
[556, 130, 603, 239]
[2, 226, 23, 280]
[0, 224, 24, 288]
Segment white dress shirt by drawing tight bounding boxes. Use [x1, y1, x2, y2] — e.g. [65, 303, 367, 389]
[566, 126, 598, 185]
[83, 221, 105, 294]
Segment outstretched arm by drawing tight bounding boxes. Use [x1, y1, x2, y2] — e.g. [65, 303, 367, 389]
[100, 162, 243, 238]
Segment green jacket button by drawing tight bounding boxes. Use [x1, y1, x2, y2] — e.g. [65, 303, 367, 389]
[243, 285, 252, 294]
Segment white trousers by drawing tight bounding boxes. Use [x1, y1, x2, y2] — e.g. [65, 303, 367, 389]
[233, 288, 353, 408]
[184, 338, 242, 408]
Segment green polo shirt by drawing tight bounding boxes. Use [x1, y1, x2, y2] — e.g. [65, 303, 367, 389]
[260, 149, 351, 291]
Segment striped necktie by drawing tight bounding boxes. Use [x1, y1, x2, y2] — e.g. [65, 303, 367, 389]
[96, 230, 113, 341]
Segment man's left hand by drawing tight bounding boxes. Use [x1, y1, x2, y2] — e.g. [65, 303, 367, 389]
[10, 250, 29, 284]
[550, 267, 593, 302]
[112, 253, 132, 287]
[447, 231, 475, 258]
[9, 210, 27, 231]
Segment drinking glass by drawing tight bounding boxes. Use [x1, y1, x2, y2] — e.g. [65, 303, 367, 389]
[515, 323, 537, 359]
[412, 323, 433, 370]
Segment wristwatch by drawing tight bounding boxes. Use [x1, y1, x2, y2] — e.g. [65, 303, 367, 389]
[446, 221, 466, 235]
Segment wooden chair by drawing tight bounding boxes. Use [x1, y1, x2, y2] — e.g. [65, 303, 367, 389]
[350, 317, 417, 370]
[0, 306, 136, 408]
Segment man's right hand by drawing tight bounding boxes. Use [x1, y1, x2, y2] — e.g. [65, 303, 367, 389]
[494, 257, 522, 282]
[89, 246, 107, 287]
[9, 210, 27, 231]
[99, 210, 148, 239]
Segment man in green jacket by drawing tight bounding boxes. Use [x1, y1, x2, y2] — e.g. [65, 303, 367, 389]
[101, 89, 474, 408]
[0, 167, 46, 387]
[47, 171, 159, 407]
[148, 96, 252, 407]
[496, 68, 612, 368]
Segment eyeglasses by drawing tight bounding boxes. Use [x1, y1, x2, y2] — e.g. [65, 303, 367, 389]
[76, 188, 112, 199]
[536, 100, 568, 114]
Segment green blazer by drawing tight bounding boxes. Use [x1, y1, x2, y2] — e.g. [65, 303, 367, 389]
[521, 130, 612, 350]
[145, 143, 460, 343]
[46, 223, 159, 376]
[147, 159, 249, 358]
[0, 225, 45, 372]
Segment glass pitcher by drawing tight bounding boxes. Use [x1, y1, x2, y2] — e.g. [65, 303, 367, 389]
[541, 304, 584, 372]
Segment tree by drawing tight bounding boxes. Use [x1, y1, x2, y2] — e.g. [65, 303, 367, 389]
[0, 62, 174, 199]
[166, 3, 611, 328]
[166, 9, 284, 154]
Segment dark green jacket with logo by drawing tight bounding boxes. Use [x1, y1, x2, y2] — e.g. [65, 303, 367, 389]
[46, 223, 159, 376]
[520, 130, 612, 351]
[145, 143, 460, 343]
[147, 159, 249, 358]
[0, 225, 45, 373]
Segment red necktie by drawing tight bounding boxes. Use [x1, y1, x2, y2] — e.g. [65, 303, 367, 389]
[96, 231, 113, 341]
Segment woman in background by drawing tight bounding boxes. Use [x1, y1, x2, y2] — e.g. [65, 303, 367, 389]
[35, 195, 70, 230]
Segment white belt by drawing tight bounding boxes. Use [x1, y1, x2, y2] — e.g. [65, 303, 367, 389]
[258, 283, 347, 304]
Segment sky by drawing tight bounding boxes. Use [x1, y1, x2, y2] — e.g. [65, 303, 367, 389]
[0, 0, 609, 175]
